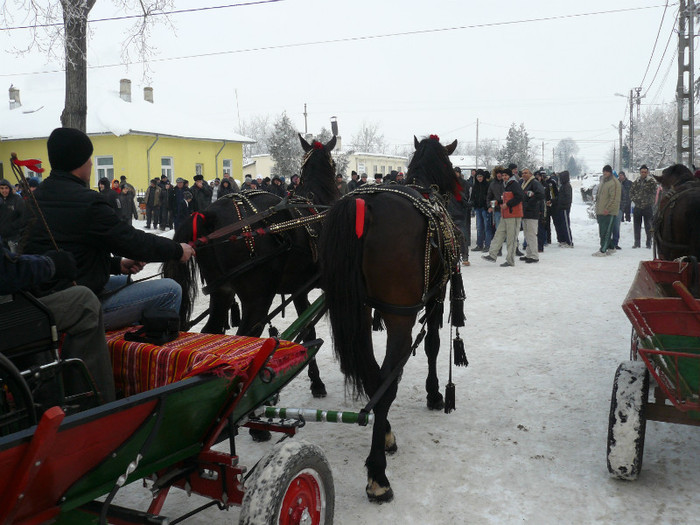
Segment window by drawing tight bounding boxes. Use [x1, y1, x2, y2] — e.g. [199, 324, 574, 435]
[373, 165, 378, 174]
[195, 163, 203, 177]
[357, 162, 365, 174]
[161, 157, 173, 179]
[223, 159, 232, 177]
[95, 156, 114, 181]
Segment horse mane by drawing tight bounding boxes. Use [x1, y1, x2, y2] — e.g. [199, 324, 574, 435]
[405, 136, 457, 195]
[296, 140, 340, 206]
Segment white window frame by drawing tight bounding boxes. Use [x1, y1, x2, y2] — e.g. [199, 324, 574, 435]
[161, 157, 174, 179]
[95, 156, 114, 181]
[195, 163, 204, 177]
[222, 159, 232, 178]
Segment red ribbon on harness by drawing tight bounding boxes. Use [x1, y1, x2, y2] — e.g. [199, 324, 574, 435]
[191, 212, 206, 244]
[12, 157, 45, 173]
[355, 198, 366, 238]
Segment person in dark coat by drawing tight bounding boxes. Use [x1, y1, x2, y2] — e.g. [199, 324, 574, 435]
[118, 184, 139, 226]
[172, 178, 188, 230]
[218, 178, 235, 198]
[543, 173, 559, 245]
[470, 169, 492, 251]
[190, 174, 212, 212]
[347, 171, 360, 191]
[0, 234, 116, 402]
[618, 171, 632, 222]
[0, 178, 27, 253]
[143, 178, 161, 229]
[98, 177, 121, 213]
[269, 175, 287, 197]
[553, 170, 573, 247]
[24, 127, 195, 331]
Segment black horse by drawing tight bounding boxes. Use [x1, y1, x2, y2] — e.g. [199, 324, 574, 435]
[653, 163, 700, 260]
[319, 135, 464, 502]
[164, 135, 340, 397]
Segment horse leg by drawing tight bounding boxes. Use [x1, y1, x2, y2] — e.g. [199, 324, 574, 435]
[201, 288, 235, 334]
[293, 294, 326, 398]
[424, 300, 444, 410]
[364, 315, 414, 503]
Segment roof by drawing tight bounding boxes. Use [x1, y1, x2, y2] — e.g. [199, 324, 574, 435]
[1, 82, 254, 144]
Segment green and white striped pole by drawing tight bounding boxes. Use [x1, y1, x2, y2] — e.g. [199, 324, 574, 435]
[262, 406, 374, 426]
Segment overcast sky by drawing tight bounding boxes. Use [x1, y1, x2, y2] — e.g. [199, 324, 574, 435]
[0, 0, 680, 171]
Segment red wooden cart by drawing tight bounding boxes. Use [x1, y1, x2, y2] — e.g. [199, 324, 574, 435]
[0, 297, 336, 524]
[607, 258, 700, 480]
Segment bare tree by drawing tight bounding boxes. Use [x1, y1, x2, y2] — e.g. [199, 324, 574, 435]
[2, 0, 174, 131]
[238, 114, 272, 158]
[350, 121, 386, 153]
[554, 138, 579, 172]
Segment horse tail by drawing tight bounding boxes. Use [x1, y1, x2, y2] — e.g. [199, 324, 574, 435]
[319, 196, 373, 397]
[162, 213, 204, 325]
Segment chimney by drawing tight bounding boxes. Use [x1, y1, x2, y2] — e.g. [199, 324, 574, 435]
[9, 85, 21, 110]
[336, 135, 342, 151]
[119, 79, 131, 102]
[143, 86, 154, 103]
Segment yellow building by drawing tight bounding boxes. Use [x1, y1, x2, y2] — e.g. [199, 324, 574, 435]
[0, 80, 253, 190]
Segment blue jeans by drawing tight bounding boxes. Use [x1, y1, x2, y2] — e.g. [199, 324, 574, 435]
[475, 208, 493, 249]
[101, 275, 182, 330]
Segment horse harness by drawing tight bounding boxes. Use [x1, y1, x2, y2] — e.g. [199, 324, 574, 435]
[195, 191, 328, 260]
[654, 180, 700, 253]
[350, 184, 462, 316]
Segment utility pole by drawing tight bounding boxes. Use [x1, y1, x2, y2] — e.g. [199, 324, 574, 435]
[618, 120, 624, 173]
[475, 118, 479, 169]
[677, 0, 695, 166]
[629, 88, 634, 170]
[303, 103, 308, 134]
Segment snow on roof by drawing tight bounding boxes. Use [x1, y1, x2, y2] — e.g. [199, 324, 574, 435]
[0, 83, 255, 144]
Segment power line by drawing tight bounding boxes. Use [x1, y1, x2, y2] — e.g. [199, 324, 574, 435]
[1, 3, 668, 77]
[0, 0, 284, 31]
[642, 9, 679, 97]
[639, 0, 670, 87]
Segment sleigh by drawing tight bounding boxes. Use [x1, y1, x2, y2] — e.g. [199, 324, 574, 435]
[607, 257, 700, 480]
[0, 294, 338, 524]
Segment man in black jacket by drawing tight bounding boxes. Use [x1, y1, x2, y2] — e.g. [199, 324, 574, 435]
[553, 171, 573, 247]
[0, 178, 27, 252]
[25, 127, 195, 331]
[191, 174, 213, 212]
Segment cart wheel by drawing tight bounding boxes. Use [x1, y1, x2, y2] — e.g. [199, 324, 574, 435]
[0, 353, 36, 436]
[629, 328, 641, 361]
[607, 361, 649, 480]
[239, 440, 334, 525]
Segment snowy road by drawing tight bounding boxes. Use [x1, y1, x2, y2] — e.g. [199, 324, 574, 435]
[117, 181, 698, 524]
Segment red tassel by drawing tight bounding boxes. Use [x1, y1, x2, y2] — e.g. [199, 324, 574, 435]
[355, 198, 366, 238]
[429, 134, 440, 142]
[313, 141, 323, 150]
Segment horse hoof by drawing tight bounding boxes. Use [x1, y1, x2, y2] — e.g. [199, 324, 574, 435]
[426, 394, 444, 411]
[385, 432, 397, 454]
[366, 481, 394, 503]
[311, 383, 327, 398]
[249, 428, 271, 442]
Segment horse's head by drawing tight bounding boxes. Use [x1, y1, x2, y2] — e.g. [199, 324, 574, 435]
[655, 163, 694, 191]
[297, 134, 340, 205]
[406, 134, 458, 195]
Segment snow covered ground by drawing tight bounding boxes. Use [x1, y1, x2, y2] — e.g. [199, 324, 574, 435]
[117, 180, 699, 524]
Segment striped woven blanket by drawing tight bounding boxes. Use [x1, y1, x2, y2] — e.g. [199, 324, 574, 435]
[106, 329, 308, 397]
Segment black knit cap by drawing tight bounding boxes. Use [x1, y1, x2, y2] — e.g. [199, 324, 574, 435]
[47, 127, 94, 172]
